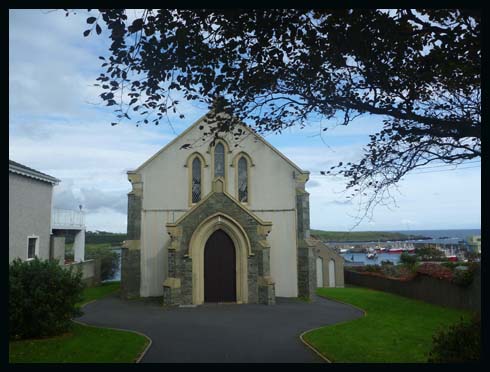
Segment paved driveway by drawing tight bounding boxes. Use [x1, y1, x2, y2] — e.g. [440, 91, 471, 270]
[77, 294, 362, 363]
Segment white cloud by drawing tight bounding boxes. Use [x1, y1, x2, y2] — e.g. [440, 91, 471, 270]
[9, 9, 481, 233]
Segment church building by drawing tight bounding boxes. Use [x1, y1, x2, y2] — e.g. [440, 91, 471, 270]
[121, 112, 318, 305]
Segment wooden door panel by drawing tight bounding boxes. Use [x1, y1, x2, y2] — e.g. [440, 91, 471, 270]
[204, 229, 236, 302]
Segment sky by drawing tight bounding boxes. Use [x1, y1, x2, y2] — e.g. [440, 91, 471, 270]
[9, 9, 481, 233]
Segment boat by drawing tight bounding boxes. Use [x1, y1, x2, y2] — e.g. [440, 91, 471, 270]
[388, 248, 403, 253]
[447, 255, 458, 262]
[366, 251, 377, 259]
[339, 248, 349, 254]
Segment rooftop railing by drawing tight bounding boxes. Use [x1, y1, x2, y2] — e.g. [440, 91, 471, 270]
[52, 208, 85, 230]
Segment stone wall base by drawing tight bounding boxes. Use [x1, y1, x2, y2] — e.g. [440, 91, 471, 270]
[259, 283, 276, 305]
[297, 246, 316, 299]
[121, 247, 141, 299]
[162, 277, 181, 306]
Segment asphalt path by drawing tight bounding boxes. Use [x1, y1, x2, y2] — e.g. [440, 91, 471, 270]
[78, 294, 362, 363]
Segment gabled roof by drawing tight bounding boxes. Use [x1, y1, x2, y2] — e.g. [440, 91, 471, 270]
[130, 111, 309, 175]
[308, 235, 345, 261]
[9, 160, 60, 185]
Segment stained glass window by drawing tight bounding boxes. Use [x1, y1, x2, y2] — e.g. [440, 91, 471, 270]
[192, 157, 201, 203]
[238, 157, 248, 203]
[214, 143, 225, 177]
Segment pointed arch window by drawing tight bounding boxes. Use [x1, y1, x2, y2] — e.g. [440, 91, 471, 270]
[214, 143, 225, 178]
[237, 156, 248, 203]
[192, 157, 202, 203]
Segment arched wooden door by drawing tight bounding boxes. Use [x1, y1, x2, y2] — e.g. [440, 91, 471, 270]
[204, 229, 237, 302]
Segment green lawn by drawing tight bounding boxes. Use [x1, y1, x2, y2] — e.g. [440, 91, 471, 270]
[78, 281, 121, 306]
[10, 281, 150, 363]
[303, 287, 470, 363]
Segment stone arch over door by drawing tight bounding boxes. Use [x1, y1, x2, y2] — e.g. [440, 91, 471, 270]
[163, 183, 275, 306]
[189, 213, 251, 305]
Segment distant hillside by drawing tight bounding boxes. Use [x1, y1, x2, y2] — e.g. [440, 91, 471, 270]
[65, 231, 127, 245]
[310, 230, 429, 242]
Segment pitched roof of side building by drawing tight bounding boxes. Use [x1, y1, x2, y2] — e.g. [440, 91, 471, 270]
[9, 160, 60, 185]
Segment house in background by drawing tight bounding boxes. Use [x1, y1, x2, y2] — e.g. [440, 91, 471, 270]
[9, 160, 86, 263]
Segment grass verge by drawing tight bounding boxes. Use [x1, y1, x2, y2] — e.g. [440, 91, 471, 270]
[10, 281, 150, 363]
[77, 281, 121, 306]
[302, 287, 470, 363]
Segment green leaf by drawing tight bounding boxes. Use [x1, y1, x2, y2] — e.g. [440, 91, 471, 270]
[87, 17, 97, 24]
[83, 29, 91, 37]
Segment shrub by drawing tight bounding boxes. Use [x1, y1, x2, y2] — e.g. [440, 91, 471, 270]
[380, 260, 394, 266]
[380, 264, 399, 277]
[414, 247, 447, 261]
[451, 269, 474, 286]
[364, 265, 381, 273]
[9, 258, 84, 340]
[400, 252, 418, 266]
[437, 262, 478, 286]
[440, 262, 459, 270]
[85, 246, 119, 281]
[428, 314, 480, 362]
[465, 251, 480, 262]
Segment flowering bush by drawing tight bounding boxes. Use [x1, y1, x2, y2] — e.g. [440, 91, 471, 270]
[416, 263, 453, 281]
[352, 264, 416, 281]
[351, 262, 478, 286]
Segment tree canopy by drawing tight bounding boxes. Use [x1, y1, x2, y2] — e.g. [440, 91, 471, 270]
[72, 9, 480, 216]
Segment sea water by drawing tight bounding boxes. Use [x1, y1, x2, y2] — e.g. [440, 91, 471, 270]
[341, 252, 402, 265]
[103, 247, 122, 282]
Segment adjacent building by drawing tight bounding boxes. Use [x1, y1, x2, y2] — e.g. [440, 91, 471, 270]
[9, 160, 60, 262]
[310, 236, 345, 288]
[9, 160, 86, 263]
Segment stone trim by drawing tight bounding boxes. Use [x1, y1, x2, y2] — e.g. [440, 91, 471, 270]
[186, 152, 207, 207]
[232, 153, 253, 206]
[187, 213, 251, 305]
[296, 188, 316, 299]
[121, 248, 141, 299]
[209, 138, 230, 191]
[163, 189, 275, 306]
[169, 179, 272, 228]
[122, 172, 143, 299]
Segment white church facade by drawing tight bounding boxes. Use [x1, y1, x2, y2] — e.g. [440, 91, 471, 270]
[121, 112, 318, 305]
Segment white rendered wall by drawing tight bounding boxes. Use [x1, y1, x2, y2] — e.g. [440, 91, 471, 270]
[255, 211, 298, 297]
